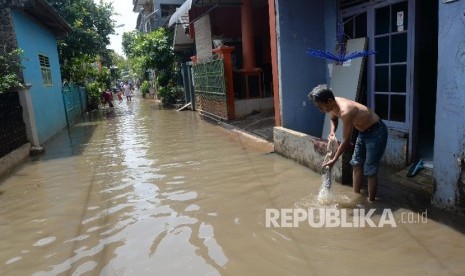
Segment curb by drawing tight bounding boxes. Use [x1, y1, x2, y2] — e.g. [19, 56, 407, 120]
[0, 143, 31, 180]
[216, 121, 274, 153]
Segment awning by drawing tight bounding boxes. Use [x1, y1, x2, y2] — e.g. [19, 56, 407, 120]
[168, 0, 193, 27]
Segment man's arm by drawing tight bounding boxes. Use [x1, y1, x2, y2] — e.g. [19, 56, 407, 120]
[329, 113, 338, 137]
[322, 116, 353, 168]
[332, 118, 353, 160]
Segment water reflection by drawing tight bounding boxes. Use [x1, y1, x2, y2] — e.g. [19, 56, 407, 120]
[0, 97, 464, 275]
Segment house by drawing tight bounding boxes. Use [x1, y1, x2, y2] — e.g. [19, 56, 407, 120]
[0, 0, 72, 147]
[168, 0, 275, 120]
[268, 0, 465, 212]
[168, 0, 465, 212]
[150, 0, 465, 212]
[134, 0, 185, 32]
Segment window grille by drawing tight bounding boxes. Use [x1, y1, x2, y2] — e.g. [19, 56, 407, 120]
[39, 54, 52, 86]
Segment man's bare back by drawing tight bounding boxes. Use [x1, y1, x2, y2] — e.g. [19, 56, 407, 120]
[331, 97, 380, 132]
[308, 84, 388, 202]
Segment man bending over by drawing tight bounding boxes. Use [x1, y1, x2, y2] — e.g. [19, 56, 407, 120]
[308, 84, 388, 202]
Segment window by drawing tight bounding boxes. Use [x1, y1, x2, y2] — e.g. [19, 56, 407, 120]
[373, 2, 408, 125]
[340, 0, 411, 129]
[39, 54, 52, 86]
[160, 4, 180, 18]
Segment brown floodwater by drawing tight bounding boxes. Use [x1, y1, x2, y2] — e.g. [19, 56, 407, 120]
[0, 97, 464, 275]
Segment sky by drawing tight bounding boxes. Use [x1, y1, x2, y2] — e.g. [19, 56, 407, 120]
[97, 0, 139, 56]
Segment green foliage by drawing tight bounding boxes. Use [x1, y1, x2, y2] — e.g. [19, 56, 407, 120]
[157, 85, 184, 104]
[85, 81, 103, 110]
[140, 80, 151, 98]
[122, 31, 139, 58]
[64, 55, 97, 84]
[156, 71, 171, 87]
[48, 0, 116, 81]
[85, 67, 112, 110]
[123, 28, 175, 78]
[123, 28, 179, 103]
[95, 66, 112, 89]
[0, 47, 24, 93]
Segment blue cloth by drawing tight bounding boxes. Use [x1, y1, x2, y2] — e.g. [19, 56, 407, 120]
[350, 120, 388, 176]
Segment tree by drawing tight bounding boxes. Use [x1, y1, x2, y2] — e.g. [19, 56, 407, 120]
[122, 28, 184, 104]
[48, 0, 116, 82]
[123, 28, 175, 77]
[0, 47, 24, 93]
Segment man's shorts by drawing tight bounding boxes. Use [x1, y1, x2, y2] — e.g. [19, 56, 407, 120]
[350, 120, 388, 176]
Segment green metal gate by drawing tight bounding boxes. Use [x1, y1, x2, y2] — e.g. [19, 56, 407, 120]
[62, 84, 87, 125]
[193, 58, 228, 120]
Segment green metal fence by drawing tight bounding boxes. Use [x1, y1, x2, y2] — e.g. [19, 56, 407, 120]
[193, 58, 229, 120]
[62, 84, 87, 126]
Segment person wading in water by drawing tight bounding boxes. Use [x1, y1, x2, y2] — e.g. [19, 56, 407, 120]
[308, 84, 388, 202]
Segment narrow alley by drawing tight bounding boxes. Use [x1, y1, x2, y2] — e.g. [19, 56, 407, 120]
[0, 96, 464, 275]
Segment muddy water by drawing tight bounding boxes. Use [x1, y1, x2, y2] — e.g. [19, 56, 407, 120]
[0, 97, 464, 275]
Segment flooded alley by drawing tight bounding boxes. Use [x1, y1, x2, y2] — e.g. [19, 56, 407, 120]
[1, 96, 465, 276]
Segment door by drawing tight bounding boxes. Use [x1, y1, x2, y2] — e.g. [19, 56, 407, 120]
[341, 0, 415, 163]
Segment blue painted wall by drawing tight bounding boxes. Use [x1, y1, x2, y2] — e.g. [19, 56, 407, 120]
[434, 2, 465, 208]
[12, 10, 67, 144]
[275, 0, 336, 137]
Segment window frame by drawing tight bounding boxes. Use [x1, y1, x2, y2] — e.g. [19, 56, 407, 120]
[38, 54, 53, 87]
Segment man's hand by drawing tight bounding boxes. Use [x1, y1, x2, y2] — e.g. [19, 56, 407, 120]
[322, 158, 336, 169]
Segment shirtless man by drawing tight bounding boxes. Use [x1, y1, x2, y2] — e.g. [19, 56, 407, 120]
[308, 84, 388, 201]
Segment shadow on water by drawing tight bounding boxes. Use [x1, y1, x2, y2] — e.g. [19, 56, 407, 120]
[31, 108, 127, 161]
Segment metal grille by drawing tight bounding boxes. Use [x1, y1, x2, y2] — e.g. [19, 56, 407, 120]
[0, 91, 27, 158]
[193, 59, 229, 120]
[62, 84, 87, 125]
[38, 54, 50, 67]
[194, 59, 226, 96]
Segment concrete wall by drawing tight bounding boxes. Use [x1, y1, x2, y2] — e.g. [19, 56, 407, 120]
[274, 127, 343, 183]
[433, 1, 465, 209]
[383, 130, 408, 169]
[194, 15, 212, 62]
[0, 143, 30, 180]
[235, 98, 274, 118]
[12, 10, 67, 145]
[275, 0, 336, 137]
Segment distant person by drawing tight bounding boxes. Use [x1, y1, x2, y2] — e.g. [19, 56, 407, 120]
[117, 89, 123, 102]
[308, 84, 388, 202]
[101, 89, 114, 108]
[123, 81, 132, 102]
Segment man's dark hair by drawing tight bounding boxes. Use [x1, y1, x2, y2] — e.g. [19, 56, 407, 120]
[308, 84, 335, 103]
